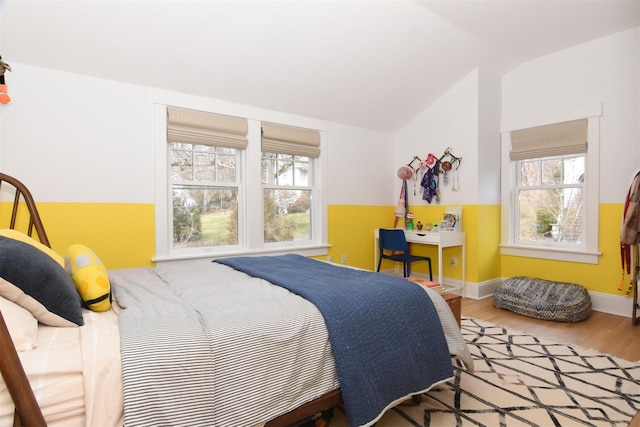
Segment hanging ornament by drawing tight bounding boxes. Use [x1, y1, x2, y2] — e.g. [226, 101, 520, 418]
[420, 154, 440, 204]
[0, 55, 11, 104]
[441, 160, 452, 185]
[397, 165, 413, 180]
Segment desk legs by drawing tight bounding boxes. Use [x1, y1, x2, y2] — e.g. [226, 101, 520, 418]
[374, 233, 466, 296]
[461, 244, 466, 297]
[437, 245, 443, 285]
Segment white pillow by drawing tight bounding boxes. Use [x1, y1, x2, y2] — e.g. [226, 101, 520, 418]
[0, 295, 38, 351]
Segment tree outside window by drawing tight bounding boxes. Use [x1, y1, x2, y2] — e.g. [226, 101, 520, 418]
[262, 153, 312, 243]
[516, 155, 585, 246]
[170, 142, 239, 249]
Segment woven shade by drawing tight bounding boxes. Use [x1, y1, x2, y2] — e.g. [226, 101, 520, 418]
[167, 107, 248, 149]
[510, 119, 587, 161]
[261, 122, 320, 158]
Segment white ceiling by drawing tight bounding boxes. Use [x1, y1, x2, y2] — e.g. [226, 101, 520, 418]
[1, 0, 638, 132]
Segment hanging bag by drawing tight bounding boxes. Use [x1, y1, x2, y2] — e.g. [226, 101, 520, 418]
[394, 184, 406, 218]
[393, 181, 408, 228]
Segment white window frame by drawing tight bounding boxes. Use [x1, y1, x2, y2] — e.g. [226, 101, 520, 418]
[514, 154, 586, 248]
[261, 153, 316, 249]
[168, 143, 244, 256]
[500, 103, 602, 264]
[152, 90, 329, 262]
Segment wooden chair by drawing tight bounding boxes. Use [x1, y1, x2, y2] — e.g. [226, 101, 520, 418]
[376, 228, 433, 279]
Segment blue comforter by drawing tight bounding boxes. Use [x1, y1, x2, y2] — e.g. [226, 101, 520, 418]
[215, 254, 453, 427]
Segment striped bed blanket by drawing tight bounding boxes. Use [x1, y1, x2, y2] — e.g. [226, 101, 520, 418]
[217, 255, 454, 427]
[111, 256, 470, 427]
[111, 262, 340, 427]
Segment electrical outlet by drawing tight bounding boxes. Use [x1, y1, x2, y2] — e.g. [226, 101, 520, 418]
[450, 256, 457, 267]
[341, 254, 347, 264]
[327, 255, 333, 263]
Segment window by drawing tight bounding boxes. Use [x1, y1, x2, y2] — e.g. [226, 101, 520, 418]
[500, 105, 601, 263]
[166, 107, 247, 255]
[261, 122, 320, 246]
[515, 154, 585, 246]
[170, 143, 239, 249]
[153, 97, 328, 262]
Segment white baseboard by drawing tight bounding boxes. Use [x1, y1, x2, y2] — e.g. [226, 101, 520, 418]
[378, 270, 637, 319]
[588, 290, 637, 318]
[468, 277, 636, 318]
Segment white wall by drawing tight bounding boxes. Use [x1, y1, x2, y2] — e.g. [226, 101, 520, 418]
[392, 28, 639, 208]
[477, 69, 502, 205]
[393, 69, 482, 207]
[326, 122, 395, 206]
[5, 27, 634, 210]
[502, 27, 640, 203]
[1, 63, 155, 203]
[0, 64, 394, 206]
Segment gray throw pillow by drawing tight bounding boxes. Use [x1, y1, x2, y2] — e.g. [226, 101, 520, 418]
[0, 235, 83, 326]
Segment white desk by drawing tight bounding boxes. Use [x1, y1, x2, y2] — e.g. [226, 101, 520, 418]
[374, 228, 466, 291]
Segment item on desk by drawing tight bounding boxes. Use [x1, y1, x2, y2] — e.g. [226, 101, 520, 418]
[406, 211, 414, 230]
[416, 221, 423, 230]
[424, 222, 433, 231]
[441, 211, 460, 232]
[432, 223, 439, 231]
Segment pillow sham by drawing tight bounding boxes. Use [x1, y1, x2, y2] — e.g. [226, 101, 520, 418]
[0, 236, 83, 326]
[0, 295, 38, 351]
[0, 228, 65, 267]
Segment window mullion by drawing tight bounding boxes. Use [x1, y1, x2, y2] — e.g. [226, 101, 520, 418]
[245, 120, 263, 250]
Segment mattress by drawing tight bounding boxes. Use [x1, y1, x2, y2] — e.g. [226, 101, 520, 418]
[111, 260, 472, 427]
[111, 261, 341, 427]
[0, 307, 123, 427]
[1, 259, 471, 427]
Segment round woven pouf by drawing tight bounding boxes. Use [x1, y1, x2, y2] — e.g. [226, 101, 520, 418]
[493, 276, 592, 322]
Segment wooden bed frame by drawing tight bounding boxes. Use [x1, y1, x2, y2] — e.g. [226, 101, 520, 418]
[0, 172, 341, 427]
[0, 173, 47, 427]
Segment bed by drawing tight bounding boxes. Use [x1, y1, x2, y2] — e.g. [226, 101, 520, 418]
[0, 172, 473, 427]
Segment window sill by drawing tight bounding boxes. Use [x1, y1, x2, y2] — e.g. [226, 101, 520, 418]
[500, 244, 601, 264]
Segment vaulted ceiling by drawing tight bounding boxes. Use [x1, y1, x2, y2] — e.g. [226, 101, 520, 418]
[1, 0, 638, 132]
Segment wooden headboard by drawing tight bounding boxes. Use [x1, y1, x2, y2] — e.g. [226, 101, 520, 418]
[0, 172, 47, 427]
[0, 172, 50, 247]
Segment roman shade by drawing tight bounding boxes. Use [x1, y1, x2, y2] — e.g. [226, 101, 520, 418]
[261, 122, 321, 158]
[167, 107, 248, 149]
[510, 119, 587, 161]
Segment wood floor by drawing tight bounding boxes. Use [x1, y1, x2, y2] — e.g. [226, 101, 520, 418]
[460, 297, 640, 362]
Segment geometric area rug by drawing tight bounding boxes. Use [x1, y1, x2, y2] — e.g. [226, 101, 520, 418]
[329, 317, 640, 427]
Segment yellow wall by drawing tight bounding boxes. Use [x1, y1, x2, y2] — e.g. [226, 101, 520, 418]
[329, 203, 627, 296]
[1, 202, 155, 269]
[501, 203, 629, 295]
[474, 205, 502, 283]
[5, 201, 628, 296]
[326, 205, 391, 270]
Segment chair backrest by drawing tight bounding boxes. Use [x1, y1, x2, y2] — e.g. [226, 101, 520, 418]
[379, 228, 409, 253]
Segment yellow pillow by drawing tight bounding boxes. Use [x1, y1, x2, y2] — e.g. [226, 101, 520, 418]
[64, 244, 111, 312]
[0, 229, 64, 267]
